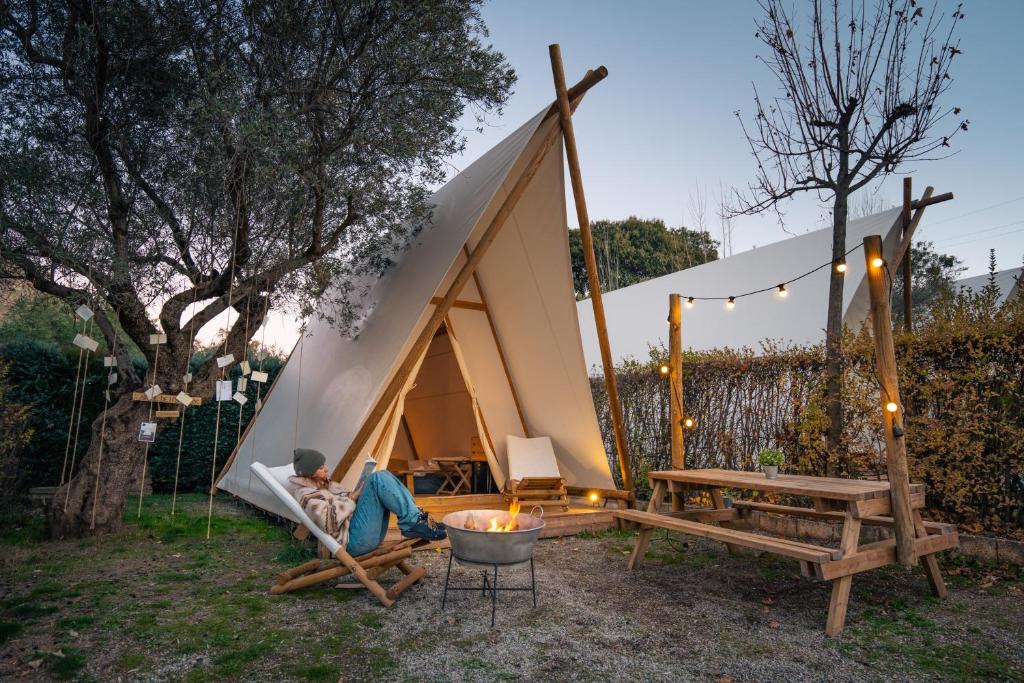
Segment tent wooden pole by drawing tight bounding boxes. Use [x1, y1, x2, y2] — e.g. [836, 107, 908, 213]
[549, 44, 632, 491]
[669, 294, 684, 510]
[332, 67, 607, 482]
[901, 178, 913, 333]
[462, 244, 530, 436]
[863, 235, 916, 568]
[891, 187, 937, 273]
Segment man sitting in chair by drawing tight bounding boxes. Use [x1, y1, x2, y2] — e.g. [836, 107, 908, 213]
[289, 448, 446, 557]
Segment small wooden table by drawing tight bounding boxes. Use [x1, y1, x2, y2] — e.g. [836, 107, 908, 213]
[614, 469, 959, 635]
[431, 456, 474, 495]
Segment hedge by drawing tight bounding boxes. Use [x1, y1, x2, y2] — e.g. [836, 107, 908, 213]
[0, 340, 282, 494]
[592, 295, 1024, 537]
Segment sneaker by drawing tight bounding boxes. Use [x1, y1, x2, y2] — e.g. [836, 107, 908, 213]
[401, 511, 447, 542]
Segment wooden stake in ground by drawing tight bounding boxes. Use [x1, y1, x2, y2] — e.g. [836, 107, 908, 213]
[549, 43, 632, 492]
[863, 235, 916, 567]
[669, 293, 685, 510]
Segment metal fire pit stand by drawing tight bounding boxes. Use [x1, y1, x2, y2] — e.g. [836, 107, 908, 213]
[441, 553, 537, 627]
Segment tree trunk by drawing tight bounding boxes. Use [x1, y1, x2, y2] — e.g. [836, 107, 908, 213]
[824, 189, 849, 477]
[46, 395, 152, 538]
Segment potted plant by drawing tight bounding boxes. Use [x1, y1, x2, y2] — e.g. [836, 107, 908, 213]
[758, 448, 784, 479]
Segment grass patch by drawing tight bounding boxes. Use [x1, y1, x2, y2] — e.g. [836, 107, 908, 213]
[275, 541, 317, 564]
[57, 615, 95, 631]
[117, 653, 149, 671]
[0, 620, 23, 644]
[42, 647, 87, 681]
[211, 644, 265, 676]
[575, 528, 635, 540]
[840, 597, 1018, 681]
[293, 661, 341, 681]
[0, 506, 45, 546]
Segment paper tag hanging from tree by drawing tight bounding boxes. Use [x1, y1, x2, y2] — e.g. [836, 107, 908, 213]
[215, 380, 233, 401]
[73, 333, 99, 352]
[250, 371, 268, 383]
[216, 353, 235, 368]
[182, 372, 192, 384]
[108, 372, 118, 386]
[104, 356, 117, 367]
[240, 360, 251, 376]
[75, 304, 93, 321]
[236, 377, 248, 393]
[149, 333, 167, 345]
[144, 385, 162, 400]
[138, 422, 157, 442]
[255, 398, 263, 412]
[233, 392, 248, 405]
[176, 391, 192, 406]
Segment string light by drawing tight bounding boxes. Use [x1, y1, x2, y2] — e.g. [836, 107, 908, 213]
[885, 401, 899, 413]
[871, 256, 885, 268]
[683, 417, 695, 428]
[676, 241, 864, 307]
[589, 492, 599, 504]
[659, 365, 670, 375]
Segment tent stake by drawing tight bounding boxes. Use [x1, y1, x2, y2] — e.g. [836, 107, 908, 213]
[549, 43, 632, 491]
[331, 65, 607, 483]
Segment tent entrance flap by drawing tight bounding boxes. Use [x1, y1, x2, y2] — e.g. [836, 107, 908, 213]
[386, 324, 506, 492]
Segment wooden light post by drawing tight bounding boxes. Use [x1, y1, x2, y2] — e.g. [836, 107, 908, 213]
[863, 235, 916, 567]
[668, 294, 685, 510]
[550, 44, 633, 491]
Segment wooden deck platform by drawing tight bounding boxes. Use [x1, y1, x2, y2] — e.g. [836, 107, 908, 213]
[383, 493, 616, 545]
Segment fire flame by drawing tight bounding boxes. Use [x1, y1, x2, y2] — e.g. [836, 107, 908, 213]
[470, 499, 520, 532]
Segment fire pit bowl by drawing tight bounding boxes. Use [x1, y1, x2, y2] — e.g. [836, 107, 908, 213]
[442, 508, 545, 566]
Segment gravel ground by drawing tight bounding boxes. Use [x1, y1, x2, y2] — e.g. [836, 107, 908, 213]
[1, 497, 1021, 682]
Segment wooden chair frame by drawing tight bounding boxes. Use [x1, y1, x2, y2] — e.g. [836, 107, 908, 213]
[272, 537, 427, 606]
[251, 462, 427, 607]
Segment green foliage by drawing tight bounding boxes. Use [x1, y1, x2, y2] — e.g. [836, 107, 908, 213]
[891, 240, 966, 325]
[0, 358, 32, 495]
[0, 294, 80, 351]
[0, 340, 282, 494]
[0, 341, 110, 490]
[569, 217, 718, 298]
[757, 448, 784, 466]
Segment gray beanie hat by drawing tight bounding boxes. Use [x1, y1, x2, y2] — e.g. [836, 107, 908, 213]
[293, 448, 326, 477]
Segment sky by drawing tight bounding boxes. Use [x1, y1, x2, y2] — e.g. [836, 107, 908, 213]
[238, 0, 1024, 351]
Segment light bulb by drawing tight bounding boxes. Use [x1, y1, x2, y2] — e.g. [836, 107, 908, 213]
[777, 284, 788, 298]
[871, 257, 885, 268]
[835, 259, 847, 273]
[659, 365, 669, 376]
[685, 297, 694, 309]
[886, 401, 899, 413]
[589, 492, 599, 504]
[726, 296, 736, 310]
[683, 417, 695, 428]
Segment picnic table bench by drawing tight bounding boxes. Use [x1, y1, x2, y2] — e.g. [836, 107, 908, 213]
[613, 469, 959, 635]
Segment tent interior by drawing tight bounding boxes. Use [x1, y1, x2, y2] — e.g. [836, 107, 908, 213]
[386, 322, 497, 495]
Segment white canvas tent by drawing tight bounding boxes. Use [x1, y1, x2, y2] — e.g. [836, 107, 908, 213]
[218, 104, 616, 522]
[577, 208, 909, 367]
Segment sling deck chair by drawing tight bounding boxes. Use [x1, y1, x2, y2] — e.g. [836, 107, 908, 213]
[251, 462, 427, 606]
[504, 435, 569, 511]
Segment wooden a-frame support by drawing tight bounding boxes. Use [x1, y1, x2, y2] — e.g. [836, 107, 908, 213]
[550, 44, 633, 492]
[331, 64, 610, 482]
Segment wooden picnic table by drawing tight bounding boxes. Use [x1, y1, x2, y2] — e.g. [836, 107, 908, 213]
[614, 468, 959, 635]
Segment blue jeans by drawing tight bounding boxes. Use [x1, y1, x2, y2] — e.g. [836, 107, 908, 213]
[346, 471, 421, 556]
